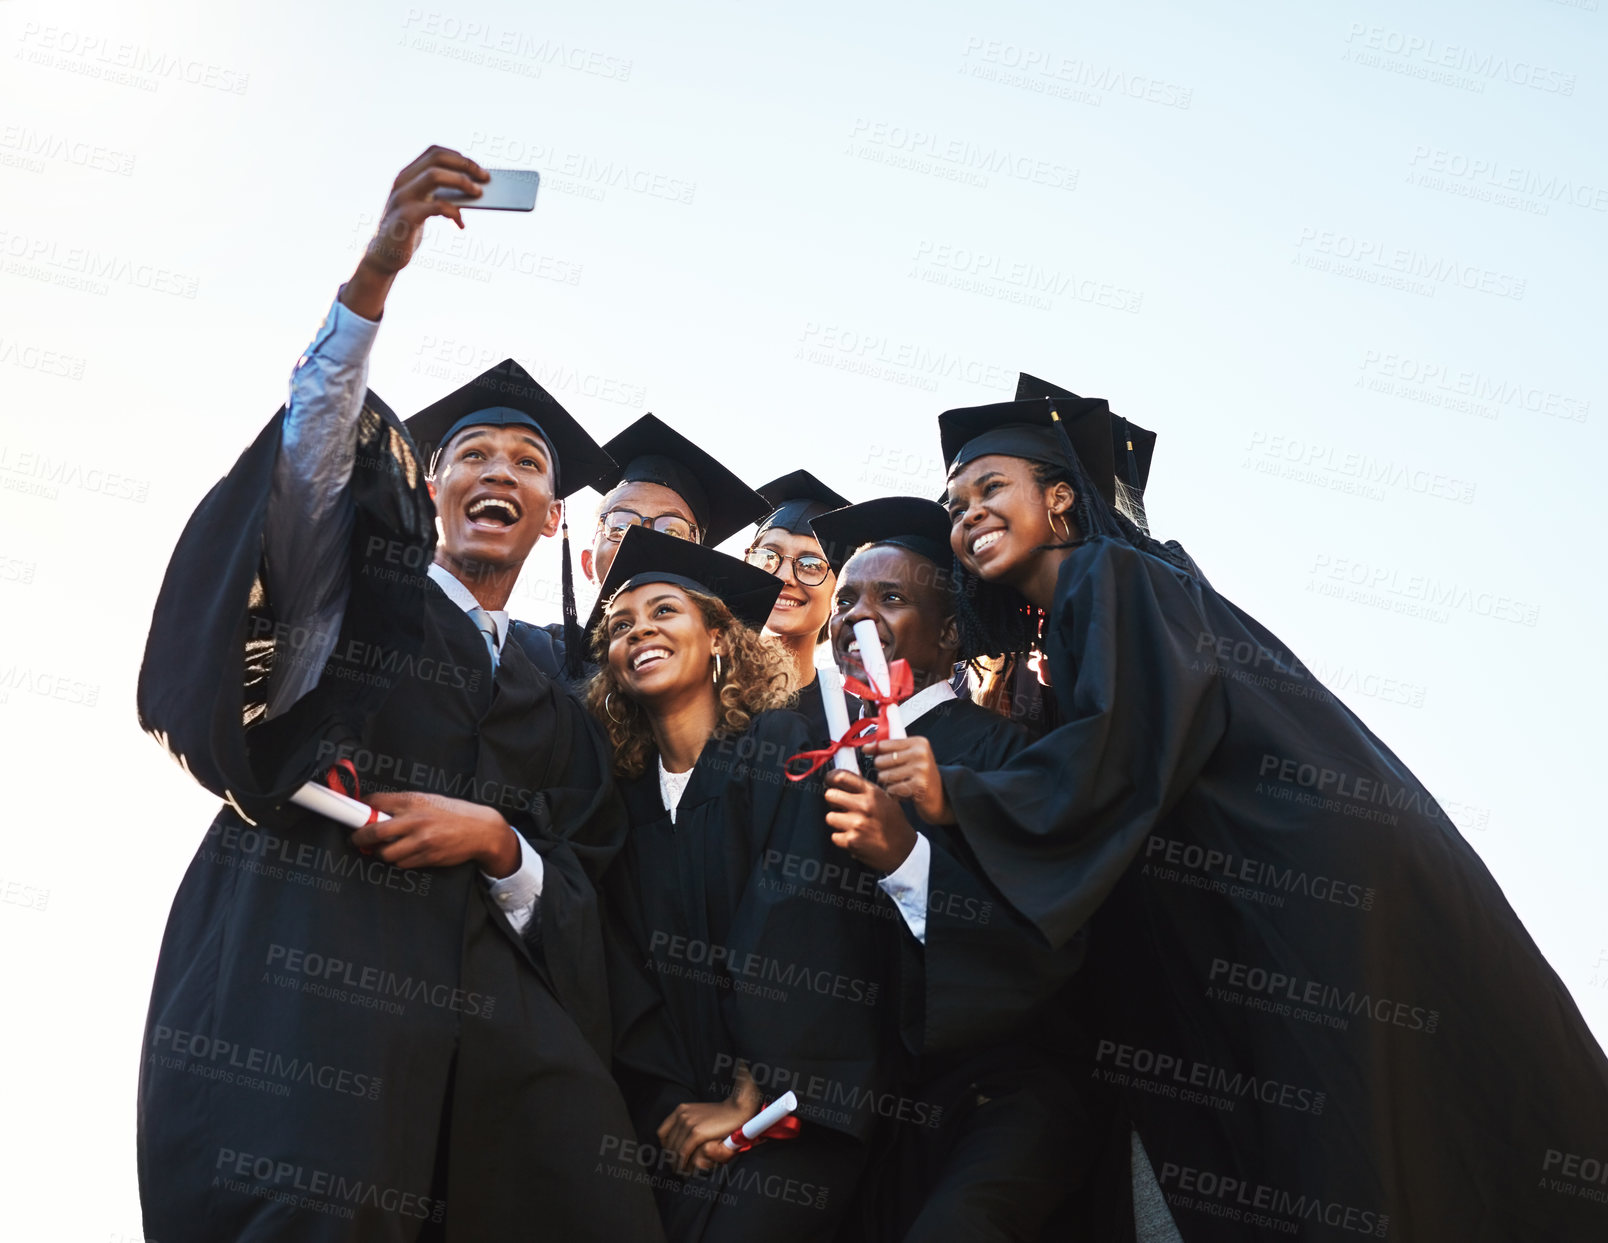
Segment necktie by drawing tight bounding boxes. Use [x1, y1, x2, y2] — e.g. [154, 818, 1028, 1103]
[467, 606, 500, 673]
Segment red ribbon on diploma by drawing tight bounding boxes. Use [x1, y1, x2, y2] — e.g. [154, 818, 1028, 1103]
[329, 758, 382, 854]
[784, 658, 913, 781]
[325, 758, 382, 824]
[723, 1113, 803, 1153]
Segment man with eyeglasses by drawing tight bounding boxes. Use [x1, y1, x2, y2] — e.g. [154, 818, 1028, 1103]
[580, 413, 768, 587]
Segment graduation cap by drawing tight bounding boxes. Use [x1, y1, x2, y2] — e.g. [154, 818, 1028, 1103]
[755, 470, 852, 537]
[1014, 372, 1155, 497]
[403, 359, 616, 497]
[598, 414, 769, 546]
[587, 525, 784, 637]
[810, 497, 952, 577]
[938, 397, 1118, 507]
[404, 360, 618, 679]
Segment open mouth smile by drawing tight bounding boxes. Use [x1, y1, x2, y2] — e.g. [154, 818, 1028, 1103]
[969, 529, 1004, 556]
[466, 495, 522, 530]
[630, 645, 672, 672]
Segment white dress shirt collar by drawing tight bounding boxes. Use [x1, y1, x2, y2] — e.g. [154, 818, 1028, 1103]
[427, 562, 510, 653]
[896, 678, 958, 727]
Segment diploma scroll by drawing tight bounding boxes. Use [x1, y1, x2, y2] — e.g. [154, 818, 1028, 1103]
[723, 1090, 800, 1150]
[815, 665, 862, 773]
[851, 620, 907, 739]
[290, 780, 390, 829]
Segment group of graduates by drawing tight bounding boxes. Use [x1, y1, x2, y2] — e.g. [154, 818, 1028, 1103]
[135, 148, 1608, 1242]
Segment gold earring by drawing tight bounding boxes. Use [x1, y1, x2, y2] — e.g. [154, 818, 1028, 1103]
[713, 651, 723, 683]
[605, 692, 627, 724]
[1048, 508, 1070, 541]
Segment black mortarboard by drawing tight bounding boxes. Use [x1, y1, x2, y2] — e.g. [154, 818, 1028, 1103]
[588, 525, 783, 636]
[810, 497, 952, 576]
[1014, 372, 1155, 496]
[938, 396, 1118, 506]
[403, 359, 616, 498]
[598, 414, 769, 546]
[755, 471, 852, 537]
[404, 360, 617, 679]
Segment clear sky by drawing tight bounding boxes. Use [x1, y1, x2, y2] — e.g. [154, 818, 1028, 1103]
[1, 0, 1605, 1233]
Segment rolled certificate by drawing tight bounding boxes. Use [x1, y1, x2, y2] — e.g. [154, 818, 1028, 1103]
[815, 664, 861, 773]
[723, 1090, 800, 1150]
[851, 620, 906, 739]
[290, 780, 390, 829]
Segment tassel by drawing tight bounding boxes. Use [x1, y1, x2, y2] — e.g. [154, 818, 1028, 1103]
[1118, 415, 1141, 490]
[560, 502, 584, 680]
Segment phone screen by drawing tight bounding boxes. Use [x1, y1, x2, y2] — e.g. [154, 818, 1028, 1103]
[435, 168, 540, 211]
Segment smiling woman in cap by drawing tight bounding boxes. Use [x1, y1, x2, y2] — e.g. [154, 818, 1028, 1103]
[857, 390, 1608, 1240]
[585, 526, 897, 1241]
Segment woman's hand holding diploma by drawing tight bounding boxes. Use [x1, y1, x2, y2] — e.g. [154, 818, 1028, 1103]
[866, 735, 955, 825]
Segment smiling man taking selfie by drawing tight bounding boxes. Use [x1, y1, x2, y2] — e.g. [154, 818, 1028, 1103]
[135, 146, 665, 1241]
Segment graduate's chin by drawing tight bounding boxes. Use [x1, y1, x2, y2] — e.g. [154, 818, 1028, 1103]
[447, 523, 530, 569]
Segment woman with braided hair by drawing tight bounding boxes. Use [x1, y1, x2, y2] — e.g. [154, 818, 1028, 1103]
[863, 394, 1608, 1241]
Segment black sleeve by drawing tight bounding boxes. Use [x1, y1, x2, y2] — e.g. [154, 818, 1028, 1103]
[137, 397, 435, 810]
[915, 832, 1086, 1054]
[520, 700, 633, 1064]
[939, 537, 1229, 949]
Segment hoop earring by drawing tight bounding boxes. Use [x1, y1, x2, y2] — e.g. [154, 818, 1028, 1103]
[1048, 509, 1070, 542]
[605, 691, 627, 724]
[713, 652, 723, 684]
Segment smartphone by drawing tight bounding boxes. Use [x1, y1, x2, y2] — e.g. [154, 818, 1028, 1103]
[435, 168, 540, 211]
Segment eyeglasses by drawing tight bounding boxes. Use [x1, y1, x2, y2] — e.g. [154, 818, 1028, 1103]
[744, 546, 832, 587]
[597, 509, 699, 543]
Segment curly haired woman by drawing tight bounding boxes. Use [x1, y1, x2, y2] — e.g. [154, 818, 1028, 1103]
[585, 526, 896, 1243]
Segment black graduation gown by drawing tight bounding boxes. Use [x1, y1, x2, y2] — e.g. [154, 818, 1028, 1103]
[932, 535, 1608, 1241]
[847, 696, 1095, 1243]
[604, 711, 895, 1242]
[135, 401, 664, 1242]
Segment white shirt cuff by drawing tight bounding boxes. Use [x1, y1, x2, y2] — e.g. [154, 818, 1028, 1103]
[314, 288, 382, 361]
[876, 832, 930, 945]
[483, 832, 544, 934]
